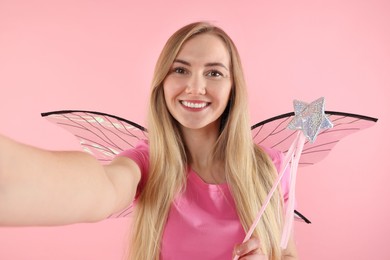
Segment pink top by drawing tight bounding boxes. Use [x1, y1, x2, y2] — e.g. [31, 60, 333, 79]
[119, 140, 289, 260]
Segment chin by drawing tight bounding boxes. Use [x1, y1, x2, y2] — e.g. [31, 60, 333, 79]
[179, 120, 221, 132]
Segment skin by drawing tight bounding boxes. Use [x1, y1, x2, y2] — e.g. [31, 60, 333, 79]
[234, 237, 267, 259]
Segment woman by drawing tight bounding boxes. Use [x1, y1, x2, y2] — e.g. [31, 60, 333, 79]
[0, 22, 298, 259]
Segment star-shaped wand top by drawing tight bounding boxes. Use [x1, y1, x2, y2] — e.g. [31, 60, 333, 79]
[287, 97, 333, 143]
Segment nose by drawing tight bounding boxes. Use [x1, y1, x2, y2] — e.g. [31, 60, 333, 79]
[185, 74, 206, 95]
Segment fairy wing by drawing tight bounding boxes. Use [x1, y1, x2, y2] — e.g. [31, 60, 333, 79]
[42, 110, 148, 164]
[252, 111, 377, 224]
[252, 111, 378, 166]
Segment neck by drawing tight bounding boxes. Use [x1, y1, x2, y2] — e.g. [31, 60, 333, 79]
[181, 124, 225, 184]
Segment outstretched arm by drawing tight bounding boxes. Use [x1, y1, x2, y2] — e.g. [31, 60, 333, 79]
[0, 134, 140, 226]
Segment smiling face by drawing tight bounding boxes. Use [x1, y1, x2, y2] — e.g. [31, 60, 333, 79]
[163, 33, 232, 133]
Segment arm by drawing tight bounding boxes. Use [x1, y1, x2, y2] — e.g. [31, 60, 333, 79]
[0, 134, 140, 226]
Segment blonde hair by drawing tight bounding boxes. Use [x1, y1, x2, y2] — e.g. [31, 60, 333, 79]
[129, 22, 284, 260]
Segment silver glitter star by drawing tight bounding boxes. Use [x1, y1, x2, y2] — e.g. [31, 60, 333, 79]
[287, 97, 333, 143]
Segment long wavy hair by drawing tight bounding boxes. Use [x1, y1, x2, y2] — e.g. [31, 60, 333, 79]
[129, 22, 284, 260]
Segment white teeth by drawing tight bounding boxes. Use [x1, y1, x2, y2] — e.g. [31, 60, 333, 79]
[181, 101, 208, 108]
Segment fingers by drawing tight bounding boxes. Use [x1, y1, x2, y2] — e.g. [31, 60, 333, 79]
[239, 255, 268, 260]
[234, 237, 260, 256]
[233, 237, 268, 259]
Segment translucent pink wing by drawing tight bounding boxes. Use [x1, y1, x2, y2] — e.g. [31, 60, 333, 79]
[252, 111, 378, 166]
[252, 111, 377, 224]
[42, 110, 148, 164]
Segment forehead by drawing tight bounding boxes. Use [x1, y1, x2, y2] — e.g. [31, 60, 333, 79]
[176, 33, 231, 66]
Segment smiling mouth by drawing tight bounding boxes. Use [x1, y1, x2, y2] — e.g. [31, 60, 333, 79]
[180, 101, 210, 109]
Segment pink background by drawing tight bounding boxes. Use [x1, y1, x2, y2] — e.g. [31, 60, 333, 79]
[0, 0, 389, 259]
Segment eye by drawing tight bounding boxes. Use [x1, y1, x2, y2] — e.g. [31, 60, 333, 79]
[206, 70, 224, 78]
[172, 67, 188, 75]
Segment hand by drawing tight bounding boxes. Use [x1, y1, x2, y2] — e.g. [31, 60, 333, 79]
[233, 237, 268, 260]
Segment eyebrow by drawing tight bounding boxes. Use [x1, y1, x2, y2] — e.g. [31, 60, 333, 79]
[173, 59, 229, 71]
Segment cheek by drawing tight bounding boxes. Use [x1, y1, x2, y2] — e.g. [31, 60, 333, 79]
[218, 86, 232, 104]
[163, 78, 182, 100]
[162, 79, 173, 98]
